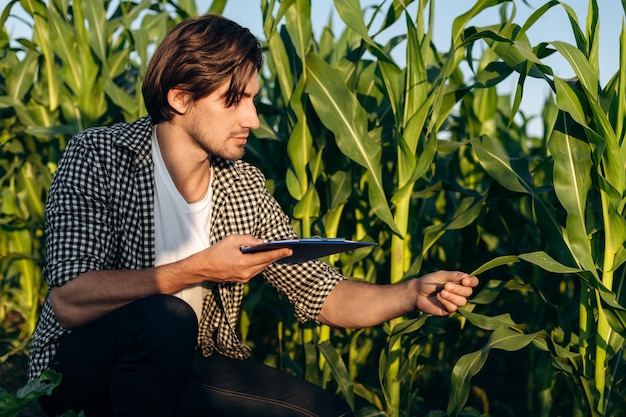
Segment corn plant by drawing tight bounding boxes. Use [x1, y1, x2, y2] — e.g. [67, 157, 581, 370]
[444, 1, 626, 416]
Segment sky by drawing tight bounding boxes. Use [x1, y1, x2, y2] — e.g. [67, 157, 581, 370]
[2, 0, 624, 136]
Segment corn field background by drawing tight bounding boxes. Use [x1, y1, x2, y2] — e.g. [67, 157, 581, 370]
[1, 0, 626, 416]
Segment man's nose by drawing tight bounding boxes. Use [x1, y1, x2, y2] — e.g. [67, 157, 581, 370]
[241, 101, 260, 130]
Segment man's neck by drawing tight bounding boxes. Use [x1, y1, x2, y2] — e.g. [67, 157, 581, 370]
[155, 123, 212, 203]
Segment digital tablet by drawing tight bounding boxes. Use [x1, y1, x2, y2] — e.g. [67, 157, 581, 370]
[240, 237, 377, 263]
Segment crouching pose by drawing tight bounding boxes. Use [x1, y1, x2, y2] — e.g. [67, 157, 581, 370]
[28, 14, 478, 417]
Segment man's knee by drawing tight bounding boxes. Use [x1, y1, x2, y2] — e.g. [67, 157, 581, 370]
[131, 294, 197, 344]
[111, 294, 198, 362]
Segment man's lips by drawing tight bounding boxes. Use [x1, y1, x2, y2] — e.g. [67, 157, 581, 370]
[231, 130, 249, 142]
[231, 136, 248, 146]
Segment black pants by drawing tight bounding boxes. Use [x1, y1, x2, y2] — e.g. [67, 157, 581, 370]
[39, 294, 352, 417]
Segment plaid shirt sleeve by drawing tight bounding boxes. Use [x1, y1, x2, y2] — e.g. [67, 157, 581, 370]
[255, 188, 345, 323]
[44, 132, 119, 288]
[28, 117, 155, 379]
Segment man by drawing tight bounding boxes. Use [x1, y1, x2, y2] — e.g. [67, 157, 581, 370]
[28, 14, 478, 417]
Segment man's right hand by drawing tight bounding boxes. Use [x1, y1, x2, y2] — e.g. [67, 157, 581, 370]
[189, 235, 292, 284]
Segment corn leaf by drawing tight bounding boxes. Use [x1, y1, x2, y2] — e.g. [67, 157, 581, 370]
[332, 0, 391, 62]
[551, 41, 599, 98]
[317, 340, 355, 410]
[448, 327, 546, 417]
[548, 112, 595, 274]
[285, 0, 312, 61]
[305, 53, 399, 234]
[5, 50, 37, 101]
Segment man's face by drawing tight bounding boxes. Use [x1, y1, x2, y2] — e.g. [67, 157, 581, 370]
[183, 72, 260, 161]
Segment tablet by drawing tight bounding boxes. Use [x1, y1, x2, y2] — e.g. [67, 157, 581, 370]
[240, 237, 377, 263]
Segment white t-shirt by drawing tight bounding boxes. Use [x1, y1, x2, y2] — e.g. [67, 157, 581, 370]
[152, 127, 213, 321]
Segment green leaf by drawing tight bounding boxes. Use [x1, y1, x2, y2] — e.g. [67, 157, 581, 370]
[292, 186, 320, 220]
[403, 13, 428, 134]
[328, 170, 352, 210]
[0, 369, 63, 417]
[459, 310, 525, 331]
[284, 0, 312, 61]
[174, 0, 200, 16]
[303, 341, 319, 385]
[33, 5, 60, 110]
[377, 59, 404, 123]
[548, 112, 595, 273]
[470, 255, 520, 276]
[451, 0, 507, 46]
[317, 340, 355, 410]
[286, 78, 313, 196]
[104, 78, 137, 117]
[470, 134, 531, 194]
[551, 41, 599, 98]
[305, 53, 399, 234]
[554, 77, 587, 126]
[332, 0, 391, 63]
[48, 7, 82, 95]
[448, 327, 546, 417]
[387, 315, 428, 349]
[585, 102, 625, 193]
[267, 29, 295, 104]
[422, 195, 486, 256]
[6, 50, 38, 101]
[285, 168, 303, 200]
[518, 251, 585, 274]
[468, 279, 508, 305]
[83, 0, 108, 66]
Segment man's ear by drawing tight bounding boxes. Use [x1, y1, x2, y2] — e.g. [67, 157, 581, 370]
[167, 88, 192, 114]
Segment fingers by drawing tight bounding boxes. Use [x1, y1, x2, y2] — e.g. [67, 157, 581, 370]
[442, 271, 479, 286]
[439, 274, 479, 311]
[418, 270, 479, 315]
[222, 234, 264, 248]
[229, 248, 292, 282]
[244, 247, 293, 268]
[437, 288, 469, 311]
[223, 235, 293, 266]
[460, 275, 480, 288]
[199, 235, 293, 284]
[444, 279, 475, 295]
[425, 271, 479, 293]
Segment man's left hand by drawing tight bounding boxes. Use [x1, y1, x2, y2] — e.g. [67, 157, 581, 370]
[412, 271, 479, 316]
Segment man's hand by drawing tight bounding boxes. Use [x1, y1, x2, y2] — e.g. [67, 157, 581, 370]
[412, 271, 479, 316]
[192, 235, 292, 283]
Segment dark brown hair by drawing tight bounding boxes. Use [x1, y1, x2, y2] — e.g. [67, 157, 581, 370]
[142, 14, 263, 124]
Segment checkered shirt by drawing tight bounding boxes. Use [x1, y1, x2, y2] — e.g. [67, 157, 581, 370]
[27, 116, 344, 380]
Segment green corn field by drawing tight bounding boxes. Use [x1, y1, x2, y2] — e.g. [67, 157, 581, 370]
[1, 0, 626, 416]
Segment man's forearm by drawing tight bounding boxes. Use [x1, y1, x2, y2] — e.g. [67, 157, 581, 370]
[317, 271, 477, 328]
[50, 261, 196, 329]
[49, 235, 292, 329]
[317, 279, 416, 328]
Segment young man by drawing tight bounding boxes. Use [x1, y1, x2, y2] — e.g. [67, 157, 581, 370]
[28, 14, 478, 417]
